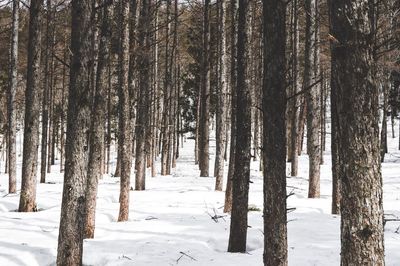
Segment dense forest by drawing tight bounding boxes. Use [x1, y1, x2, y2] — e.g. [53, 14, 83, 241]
[0, 0, 399, 265]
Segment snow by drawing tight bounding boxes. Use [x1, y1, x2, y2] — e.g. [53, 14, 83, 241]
[0, 134, 399, 265]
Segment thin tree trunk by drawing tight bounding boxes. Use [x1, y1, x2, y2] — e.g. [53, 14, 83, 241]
[224, 0, 237, 214]
[60, 35, 67, 174]
[290, 0, 299, 177]
[40, 0, 52, 183]
[117, 0, 133, 221]
[198, 0, 210, 177]
[161, 0, 171, 175]
[214, 0, 227, 191]
[8, 0, 19, 193]
[304, 0, 321, 198]
[84, 0, 111, 238]
[135, 0, 151, 191]
[19, 0, 44, 212]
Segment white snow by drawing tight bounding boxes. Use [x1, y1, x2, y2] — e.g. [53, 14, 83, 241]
[0, 133, 399, 265]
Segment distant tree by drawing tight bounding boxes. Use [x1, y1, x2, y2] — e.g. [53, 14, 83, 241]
[304, 0, 321, 198]
[214, 0, 227, 191]
[198, 0, 210, 177]
[7, 0, 19, 193]
[135, 0, 151, 190]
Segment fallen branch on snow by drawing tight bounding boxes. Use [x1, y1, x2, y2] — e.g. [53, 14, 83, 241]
[176, 251, 197, 263]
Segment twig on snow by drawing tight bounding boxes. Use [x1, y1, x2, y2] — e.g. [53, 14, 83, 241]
[176, 251, 197, 263]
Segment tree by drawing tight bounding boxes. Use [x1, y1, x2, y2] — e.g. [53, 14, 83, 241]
[135, 0, 151, 190]
[56, 0, 93, 264]
[40, 0, 52, 184]
[8, 0, 19, 194]
[214, 0, 228, 191]
[198, 0, 210, 177]
[262, 0, 288, 265]
[19, 0, 44, 212]
[329, 0, 385, 264]
[304, 0, 321, 198]
[85, 0, 112, 238]
[223, 0, 237, 213]
[227, 0, 250, 253]
[117, 0, 133, 221]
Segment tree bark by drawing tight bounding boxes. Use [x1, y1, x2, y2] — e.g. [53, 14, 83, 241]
[117, 0, 133, 221]
[227, 0, 250, 253]
[40, 0, 52, 183]
[84, 0, 111, 238]
[214, 0, 227, 191]
[304, 0, 321, 198]
[135, 0, 151, 191]
[8, 0, 19, 193]
[19, 0, 44, 212]
[262, 0, 288, 264]
[198, 0, 210, 177]
[330, 0, 385, 264]
[56, 0, 93, 264]
[223, 0, 237, 214]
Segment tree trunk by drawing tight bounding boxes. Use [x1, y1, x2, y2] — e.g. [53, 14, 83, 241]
[223, 0, 237, 214]
[84, 0, 111, 238]
[40, 0, 52, 183]
[198, 0, 210, 177]
[56, 0, 92, 264]
[214, 0, 227, 191]
[227, 0, 250, 253]
[380, 84, 388, 162]
[262, 0, 288, 264]
[7, 0, 19, 193]
[19, 0, 44, 212]
[290, 0, 299, 177]
[330, 58, 341, 215]
[135, 0, 151, 191]
[330, 0, 385, 264]
[117, 0, 133, 221]
[161, 0, 171, 175]
[304, 0, 321, 198]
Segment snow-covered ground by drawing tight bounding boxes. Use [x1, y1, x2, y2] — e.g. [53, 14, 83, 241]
[0, 134, 399, 265]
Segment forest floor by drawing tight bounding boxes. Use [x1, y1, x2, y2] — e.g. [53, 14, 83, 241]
[0, 133, 400, 265]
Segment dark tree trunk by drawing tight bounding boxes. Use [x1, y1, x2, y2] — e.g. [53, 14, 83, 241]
[198, 0, 210, 177]
[19, 0, 44, 212]
[161, 0, 171, 175]
[40, 0, 52, 183]
[223, 0, 237, 214]
[290, 0, 299, 177]
[84, 0, 111, 238]
[330, 58, 341, 215]
[8, 0, 19, 193]
[135, 0, 151, 191]
[380, 84, 388, 162]
[329, 0, 385, 264]
[262, 0, 288, 265]
[227, 0, 250, 253]
[56, 0, 93, 264]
